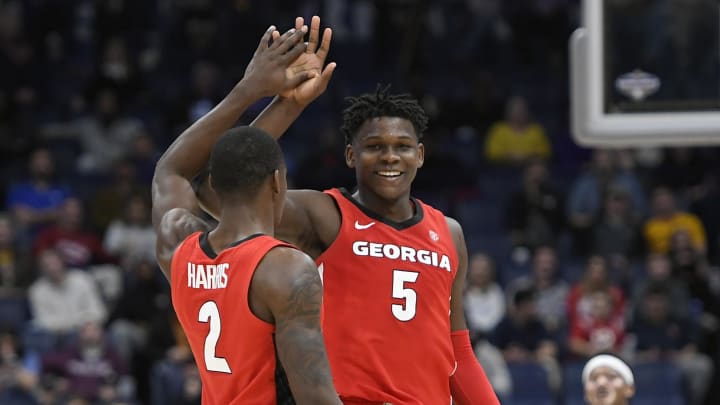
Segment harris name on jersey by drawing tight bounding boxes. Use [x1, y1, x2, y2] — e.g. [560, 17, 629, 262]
[187, 262, 229, 289]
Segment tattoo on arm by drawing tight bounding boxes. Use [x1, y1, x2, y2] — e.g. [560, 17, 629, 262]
[274, 268, 333, 388]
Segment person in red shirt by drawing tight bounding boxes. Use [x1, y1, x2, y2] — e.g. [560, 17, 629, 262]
[191, 15, 498, 405]
[33, 197, 116, 269]
[151, 23, 340, 405]
[569, 291, 626, 359]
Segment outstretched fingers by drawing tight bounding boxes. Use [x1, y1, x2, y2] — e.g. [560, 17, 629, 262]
[270, 25, 305, 54]
[255, 25, 276, 55]
[316, 27, 333, 63]
[306, 16, 321, 54]
[318, 62, 337, 90]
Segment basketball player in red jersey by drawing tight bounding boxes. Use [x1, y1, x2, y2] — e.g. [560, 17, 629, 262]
[191, 15, 498, 405]
[151, 23, 341, 405]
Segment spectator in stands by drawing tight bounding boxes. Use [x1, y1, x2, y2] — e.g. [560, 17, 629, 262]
[89, 37, 144, 107]
[0, 330, 40, 404]
[568, 149, 645, 255]
[508, 246, 569, 333]
[109, 259, 171, 367]
[569, 291, 626, 359]
[42, 88, 143, 175]
[0, 214, 33, 293]
[668, 230, 720, 320]
[632, 253, 690, 320]
[90, 160, 146, 232]
[591, 187, 643, 279]
[28, 249, 107, 337]
[464, 253, 506, 344]
[33, 197, 115, 269]
[41, 321, 130, 403]
[165, 60, 222, 136]
[630, 284, 713, 405]
[490, 286, 560, 391]
[103, 194, 155, 269]
[644, 186, 706, 254]
[5, 148, 71, 245]
[567, 256, 626, 330]
[484, 96, 551, 165]
[652, 148, 711, 206]
[506, 159, 565, 250]
[149, 320, 200, 405]
[127, 130, 160, 185]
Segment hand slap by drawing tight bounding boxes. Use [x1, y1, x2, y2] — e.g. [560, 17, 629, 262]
[242, 23, 311, 98]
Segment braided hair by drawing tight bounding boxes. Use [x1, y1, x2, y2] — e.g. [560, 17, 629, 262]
[341, 85, 428, 145]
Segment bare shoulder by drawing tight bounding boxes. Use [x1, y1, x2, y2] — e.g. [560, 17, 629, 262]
[444, 216, 465, 243]
[279, 189, 340, 257]
[253, 245, 320, 297]
[155, 208, 210, 277]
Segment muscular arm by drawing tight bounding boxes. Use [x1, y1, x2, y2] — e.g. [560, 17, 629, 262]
[198, 16, 336, 250]
[447, 217, 500, 405]
[152, 25, 309, 276]
[253, 248, 341, 404]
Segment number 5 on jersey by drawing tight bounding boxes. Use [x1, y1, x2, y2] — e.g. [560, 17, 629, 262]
[392, 270, 419, 321]
[198, 301, 232, 373]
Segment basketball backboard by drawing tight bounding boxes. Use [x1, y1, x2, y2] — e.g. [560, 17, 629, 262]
[570, 0, 720, 146]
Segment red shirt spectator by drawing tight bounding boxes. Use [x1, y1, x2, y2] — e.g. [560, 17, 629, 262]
[33, 197, 115, 268]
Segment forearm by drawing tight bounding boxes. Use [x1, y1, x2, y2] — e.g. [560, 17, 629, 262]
[251, 96, 305, 139]
[156, 81, 262, 180]
[450, 330, 499, 405]
[276, 326, 341, 405]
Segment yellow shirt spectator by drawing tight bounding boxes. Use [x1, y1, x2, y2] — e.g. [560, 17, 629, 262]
[484, 121, 551, 163]
[643, 212, 706, 253]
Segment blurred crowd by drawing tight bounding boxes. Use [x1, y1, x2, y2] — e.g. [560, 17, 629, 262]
[1, 0, 720, 404]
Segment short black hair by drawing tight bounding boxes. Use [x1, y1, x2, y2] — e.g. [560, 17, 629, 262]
[341, 85, 428, 145]
[209, 127, 283, 199]
[513, 286, 536, 307]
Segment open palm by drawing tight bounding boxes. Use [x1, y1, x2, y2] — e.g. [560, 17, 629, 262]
[280, 16, 336, 107]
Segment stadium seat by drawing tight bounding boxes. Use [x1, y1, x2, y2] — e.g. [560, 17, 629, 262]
[505, 362, 556, 405]
[562, 362, 586, 405]
[633, 361, 686, 403]
[455, 198, 504, 236]
[0, 296, 30, 334]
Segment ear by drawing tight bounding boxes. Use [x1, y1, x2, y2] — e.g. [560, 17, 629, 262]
[624, 384, 635, 399]
[345, 144, 355, 168]
[271, 169, 281, 196]
[207, 173, 216, 192]
[417, 142, 425, 168]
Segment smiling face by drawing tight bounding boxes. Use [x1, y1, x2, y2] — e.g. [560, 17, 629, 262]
[345, 117, 424, 203]
[584, 366, 634, 405]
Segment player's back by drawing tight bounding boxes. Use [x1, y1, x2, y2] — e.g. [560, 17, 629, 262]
[170, 231, 294, 405]
[317, 188, 458, 404]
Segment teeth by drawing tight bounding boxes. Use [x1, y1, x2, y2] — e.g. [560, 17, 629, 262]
[378, 171, 401, 177]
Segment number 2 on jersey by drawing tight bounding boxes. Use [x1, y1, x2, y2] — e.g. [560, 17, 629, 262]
[198, 301, 232, 373]
[391, 270, 419, 321]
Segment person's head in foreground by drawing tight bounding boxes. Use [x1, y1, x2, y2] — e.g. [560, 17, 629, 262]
[583, 354, 635, 405]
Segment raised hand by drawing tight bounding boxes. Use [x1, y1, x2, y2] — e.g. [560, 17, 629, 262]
[241, 24, 312, 99]
[279, 16, 336, 107]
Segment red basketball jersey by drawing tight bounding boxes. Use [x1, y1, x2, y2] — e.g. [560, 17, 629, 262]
[317, 188, 458, 404]
[170, 232, 295, 405]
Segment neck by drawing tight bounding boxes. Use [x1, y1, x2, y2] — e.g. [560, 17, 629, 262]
[210, 206, 274, 251]
[353, 188, 415, 223]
